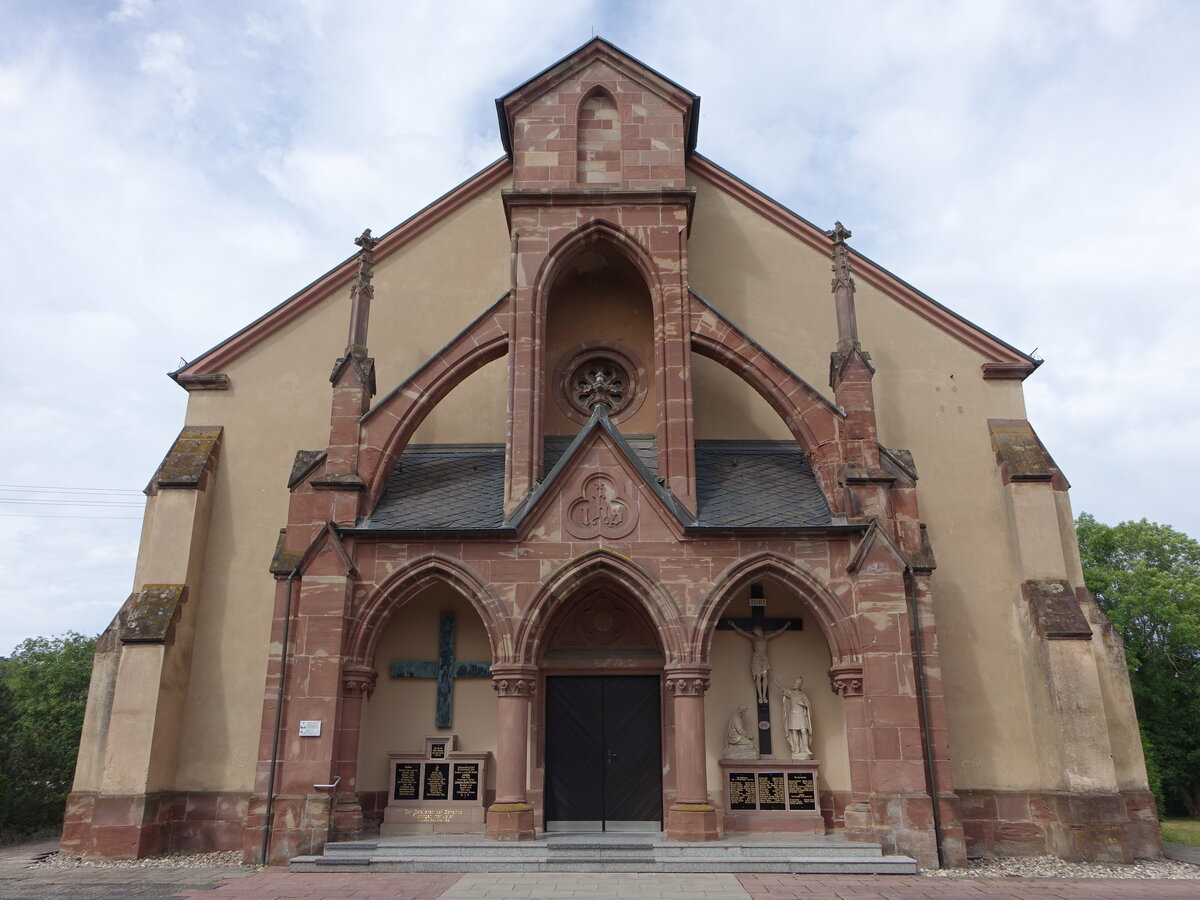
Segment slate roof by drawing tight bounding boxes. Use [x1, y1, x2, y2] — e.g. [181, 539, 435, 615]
[361, 433, 833, 533]
[694, 441, 832, 528]
[363, 445, 506, 530]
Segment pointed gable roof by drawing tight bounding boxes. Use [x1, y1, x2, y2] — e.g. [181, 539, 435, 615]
[495, 37, 700, 160]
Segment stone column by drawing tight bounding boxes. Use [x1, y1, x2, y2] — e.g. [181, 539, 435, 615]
[331, 665, 376, 840]
[486, 665, 537, 840]
[665, 665, 718, 840]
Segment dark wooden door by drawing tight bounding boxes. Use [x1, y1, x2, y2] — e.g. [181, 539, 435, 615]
[544, 675, 662, 830]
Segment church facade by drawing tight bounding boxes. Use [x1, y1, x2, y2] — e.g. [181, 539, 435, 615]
[64, 41, 1157, 868]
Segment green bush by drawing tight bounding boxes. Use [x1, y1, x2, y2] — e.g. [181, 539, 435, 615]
[0, 632, 95, 838]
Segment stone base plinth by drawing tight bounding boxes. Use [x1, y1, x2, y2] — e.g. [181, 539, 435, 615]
[382, 805, 487, 834]
[485, 802, 535, 840]
[665, 802, 720, 841]
[719, 759, 825, 835]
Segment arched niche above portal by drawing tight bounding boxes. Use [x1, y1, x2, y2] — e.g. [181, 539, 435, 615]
[543, 245, 656, 437]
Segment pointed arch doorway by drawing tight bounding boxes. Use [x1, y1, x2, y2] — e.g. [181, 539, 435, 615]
[537, 588, 665, 833]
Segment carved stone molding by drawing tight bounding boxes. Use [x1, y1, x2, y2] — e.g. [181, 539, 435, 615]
[829, 661, 864, 697]
[342, 665, 378, 698]
[826, 221, 855, 291]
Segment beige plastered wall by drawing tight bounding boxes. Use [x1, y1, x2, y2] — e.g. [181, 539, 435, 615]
[684, 171, 1141, 794]
[170, 181, 511, 792]
[704, 588, 849, 798]
[357, 584, 497, 793]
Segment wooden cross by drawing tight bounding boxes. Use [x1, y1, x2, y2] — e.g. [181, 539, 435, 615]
[717, 603, 802, 757]
[389, 612, 491, 728]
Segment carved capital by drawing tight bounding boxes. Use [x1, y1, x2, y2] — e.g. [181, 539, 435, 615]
[829, 661, 864, 697]
[491, 665, 538, 697]
[666, 675, 710, 696]
[664, 664, 712, 697]
[342, 665, 378, 698]
[492, 678, 537, 697]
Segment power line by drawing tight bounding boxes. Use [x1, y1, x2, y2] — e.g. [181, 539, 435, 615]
[0, 499, 144, 508]
[0, 484, 142, 494]
[0, 513, 142, 520]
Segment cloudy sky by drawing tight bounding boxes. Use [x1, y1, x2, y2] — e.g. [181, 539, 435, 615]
[1, 0, 1197, 653]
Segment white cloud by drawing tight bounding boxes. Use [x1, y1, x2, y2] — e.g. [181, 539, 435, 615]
[0, 0, 1197, 651]
[109, 0, 153, 22]
[138, 30, 198, 113]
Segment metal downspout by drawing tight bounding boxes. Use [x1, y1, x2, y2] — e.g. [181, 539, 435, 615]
[260, 567, 299, 865]
[905, 564, 946, 868]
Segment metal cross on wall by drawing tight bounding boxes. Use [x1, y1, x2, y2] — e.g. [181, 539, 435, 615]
[389, 612, 492, 728]
[716, 601, 803, 757]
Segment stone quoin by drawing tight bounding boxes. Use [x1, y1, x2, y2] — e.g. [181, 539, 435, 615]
[63, 39, 1158, 869]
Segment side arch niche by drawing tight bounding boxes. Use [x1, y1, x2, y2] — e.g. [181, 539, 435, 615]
[575, 87, 622, 186]
[702, 572, 853, 830]
[409, 354, 507, 444]
[692, 351, 794, 441]
[355, 579, 498, 820]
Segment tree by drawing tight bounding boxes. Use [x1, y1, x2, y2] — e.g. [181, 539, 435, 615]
[1076, 513, 1200, 816]
[0, 632, 96, 838]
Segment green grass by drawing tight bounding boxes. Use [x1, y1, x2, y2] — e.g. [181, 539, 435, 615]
[1162, 817, 1200, 847]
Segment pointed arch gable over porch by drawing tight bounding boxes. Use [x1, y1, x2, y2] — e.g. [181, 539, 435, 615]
[345, 553, 514, 670]
[696, 551, 861, 667]
[359, 294, 511, 511]
[515, 548, 686, 666]
[688, 290, 845, 510]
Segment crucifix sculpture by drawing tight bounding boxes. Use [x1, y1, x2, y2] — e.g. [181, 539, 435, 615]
[717, 601, 802, 757]
[389, 612, 492, 728]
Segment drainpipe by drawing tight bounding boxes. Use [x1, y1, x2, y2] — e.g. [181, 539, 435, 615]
[905, 564, 945, 868]
[260, 567, 299, 865]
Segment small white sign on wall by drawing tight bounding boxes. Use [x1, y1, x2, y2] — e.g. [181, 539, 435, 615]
[298, 720, 322, 737]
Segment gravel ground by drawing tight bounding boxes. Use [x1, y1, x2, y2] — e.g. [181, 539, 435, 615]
[41, 850, 256, 870]
[34, 849, 1200, 878]
[923, 854, 1200, 879]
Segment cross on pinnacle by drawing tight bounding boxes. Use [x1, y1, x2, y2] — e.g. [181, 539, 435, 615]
[826, 221, 852, 244]
[355, 228, 381, 252]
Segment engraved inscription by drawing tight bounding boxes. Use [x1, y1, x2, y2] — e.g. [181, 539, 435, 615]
[787, 771, 817, 811]
[429, 742, 447, 759]
[423, 762, 449, 800]
[759, 772, 786, 811]
[393, 762, 420, 801]
[452, 763, 479, 801]
[400, 808, 462, 822]
[728, 772, 757, 811]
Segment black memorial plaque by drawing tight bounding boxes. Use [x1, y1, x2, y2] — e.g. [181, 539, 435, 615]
[423, 761, 449, 800]
[728, 772, 758, 811]
[759, 772, 786, 810]
[429, 742, 447, 759]
[393, 762, 420, 801]
[787, 771, 817, 811]
[452, 763, 479, 801]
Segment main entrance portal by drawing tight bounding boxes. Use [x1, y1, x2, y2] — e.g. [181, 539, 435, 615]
[543, 675, 662, 832]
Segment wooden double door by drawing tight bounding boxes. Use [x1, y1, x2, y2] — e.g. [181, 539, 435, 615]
[543, 675, 663, 832]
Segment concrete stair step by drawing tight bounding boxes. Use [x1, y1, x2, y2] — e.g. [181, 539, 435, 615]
[292, 853, 917, 874]
[293, 835, 917, 874]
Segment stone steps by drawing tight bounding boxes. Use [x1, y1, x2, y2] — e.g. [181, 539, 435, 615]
[291, 834, 918, 874]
